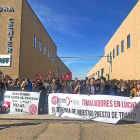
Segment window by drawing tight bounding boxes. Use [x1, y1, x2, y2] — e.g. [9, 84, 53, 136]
[127, 34, 130, 49]
[44, 46, 46, 55]
[50, 51, 52, 60]
[33, 35, 36, 48]
[121, 40, 124, 53]
[110, 52, 112, 62]
[107, 54, 109, 62]
[39, 41, 42, 52]
[116, 45, 119, 56]
[101, 68, 104, 77]
[47, 49, 49, 58]
[52, 54, 54, 62]
[56, 68, 59, 77]
[113, 49, 115, 58]
[97, 71, 100, 78]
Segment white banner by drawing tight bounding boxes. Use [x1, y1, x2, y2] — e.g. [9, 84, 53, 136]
[3, 91, 40, 114]
[49, 93, 140, 124]
[0, 55, 11, 66]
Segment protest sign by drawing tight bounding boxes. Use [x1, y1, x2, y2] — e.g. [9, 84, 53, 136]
[4, 91, 40, 114]
[49, 93, 140, 124]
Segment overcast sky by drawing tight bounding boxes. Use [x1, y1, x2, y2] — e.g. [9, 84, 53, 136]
[27, 0, 137, 79]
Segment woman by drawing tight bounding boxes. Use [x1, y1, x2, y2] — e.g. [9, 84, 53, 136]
[119, 82, 128, 97]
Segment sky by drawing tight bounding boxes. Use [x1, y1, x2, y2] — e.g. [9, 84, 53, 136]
[27, 0, 138, 80]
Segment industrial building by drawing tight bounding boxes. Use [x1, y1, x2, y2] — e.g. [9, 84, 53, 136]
[88, 1, 140, 80]
[0, 0, 71, 79]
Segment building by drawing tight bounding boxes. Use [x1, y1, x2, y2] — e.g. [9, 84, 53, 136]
[0, 0, 71, 79]
[87, 1, 140, 80]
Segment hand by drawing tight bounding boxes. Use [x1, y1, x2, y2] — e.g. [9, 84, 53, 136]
[96, 87, 99, 90]
[130, 96, 132, 99]
[87, 93, 90, 96]
[39, 91, 41, 94]
[47, 93, 49, 96]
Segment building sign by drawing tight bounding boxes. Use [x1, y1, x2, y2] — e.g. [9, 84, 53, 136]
[7, 18, 14, 53]
[0, 7, 14, 12]
[0, 55, 11, 67]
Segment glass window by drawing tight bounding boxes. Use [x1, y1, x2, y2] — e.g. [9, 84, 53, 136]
[101, 68, 104, 77]
[113, 49, 115, 58]
[44, 46, 46, 55]
[98, 71, 100, 78]
[33, 35, 36, 48]
[121, 40, 124, 52]
[39, 41, 42, 52]
[56, 68, 59, 77]
[50, 51, 52, 60]
[127, 34, 130, 49]
[107, 54, 109, 62]
[47, 49, 49, 58]
[116, 45, 119, 56]
[110, 52, 112, 62]
[52, 54, 54, 62]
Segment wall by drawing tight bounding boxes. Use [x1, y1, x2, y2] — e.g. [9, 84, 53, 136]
[88, 1, 140, 80]
[19, 0, 71, 79]
[0, 0, 22, 78]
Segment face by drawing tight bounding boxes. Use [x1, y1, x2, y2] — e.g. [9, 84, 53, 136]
[137, 84, 140, 90]
[75, 78, 78, 83]
[90, 79, 95, 84]
[122, 83, 125, 86]
[53, 79, 56, 83]
[101, 79, 104, 83]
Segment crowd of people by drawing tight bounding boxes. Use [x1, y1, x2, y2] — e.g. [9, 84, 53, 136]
[0, 76, 140, 98]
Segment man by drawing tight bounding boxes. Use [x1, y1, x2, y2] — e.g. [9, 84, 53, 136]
[95, 79, 101, 94]
[81, 80, 86, 94]
[85, 78, 96, 96]
[72, 78, 78, 92]
[85, 77, 88, 82]
[48, 78, 60, 94]
[99, 77, 110, 95]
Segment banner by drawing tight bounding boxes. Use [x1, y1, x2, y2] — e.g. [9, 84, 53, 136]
[49, 93, 140, 124]
[3, 91, 40, 114]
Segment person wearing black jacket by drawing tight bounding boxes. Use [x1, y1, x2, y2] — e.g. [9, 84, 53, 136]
[85, 78, 96, 96]
[72, 78, 78, 92]
[95, 79, 101, 94]
[48, 78, 61, 94]
[81, 81, 86, 94]
[99, 77, 110, 95]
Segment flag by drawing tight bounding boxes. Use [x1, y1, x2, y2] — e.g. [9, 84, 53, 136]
[49, 70, 52, 74]
[34, 74, 38, 77]
[65, 72, 71, 80]
[46, 71, 49, 75]
[38, 74, 42, 79]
